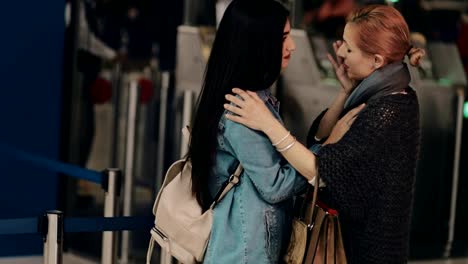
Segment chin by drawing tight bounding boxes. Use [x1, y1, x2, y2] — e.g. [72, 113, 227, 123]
[346, 72, 363, 81]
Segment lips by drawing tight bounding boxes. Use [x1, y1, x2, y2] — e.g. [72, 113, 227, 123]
[284, 54, 291, 59]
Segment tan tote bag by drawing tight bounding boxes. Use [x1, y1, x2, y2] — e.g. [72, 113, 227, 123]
[284, 172, 347, 264]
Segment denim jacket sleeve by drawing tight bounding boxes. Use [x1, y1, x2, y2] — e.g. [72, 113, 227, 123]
[223, 118, 308, 204]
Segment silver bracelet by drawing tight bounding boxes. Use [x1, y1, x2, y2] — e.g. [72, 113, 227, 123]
[277, 137, 296, 152]
[272, 131, 291, 146]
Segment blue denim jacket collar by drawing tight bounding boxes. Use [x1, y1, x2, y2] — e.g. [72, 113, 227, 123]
[257, 89, 280, 111]
[220, 89, 281, 131]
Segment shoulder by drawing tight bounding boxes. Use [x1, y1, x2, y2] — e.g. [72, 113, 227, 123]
[221, 111, 268, 144]
[367, 88, 419, 117]
[377, 87, 419, 108]
[357, 87, 419, 131]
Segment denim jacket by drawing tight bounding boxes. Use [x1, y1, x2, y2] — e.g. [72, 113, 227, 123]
[203, 89, 308, 264]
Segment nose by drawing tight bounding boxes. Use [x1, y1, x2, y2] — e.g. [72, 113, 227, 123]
[289, 37, 296, 52]
[286, 36, 296, 53]
[336, 44, 345, 58]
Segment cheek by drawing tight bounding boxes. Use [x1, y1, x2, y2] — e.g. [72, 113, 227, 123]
[348, 56, 367, 72]
[346, 56, 357, 71]
[350, 63, 373, 80]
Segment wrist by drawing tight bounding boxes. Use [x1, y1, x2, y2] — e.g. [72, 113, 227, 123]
[263, 119, 281, 136]
[265, 120, 289, 145]
[339, 89, 351, 97]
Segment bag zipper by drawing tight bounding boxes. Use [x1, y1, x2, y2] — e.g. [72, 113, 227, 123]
[152, 227, 168, 241]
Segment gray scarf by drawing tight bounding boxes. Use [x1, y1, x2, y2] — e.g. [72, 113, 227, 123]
[343, 61, 411, 113]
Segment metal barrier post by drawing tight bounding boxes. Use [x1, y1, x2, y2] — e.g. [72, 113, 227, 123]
[43, 210, 63, 264]
[444, 87, 465, 257]
[156, 72, 170, 190]
[156, 71, 172, 264]
[180, 90, 194, 156]
[102, 169, 122, 264]
[121, 80, 140, 263]
[111, 63, 122, 167]
[157, 71, 173, 264]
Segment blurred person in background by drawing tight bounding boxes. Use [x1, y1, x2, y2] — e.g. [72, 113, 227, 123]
[303, 0, 355, 38]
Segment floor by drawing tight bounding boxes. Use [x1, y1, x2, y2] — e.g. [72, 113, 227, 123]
[1, 255, 468, 264]
[411, 260, 468, 264]
[0, 253, 96, 264]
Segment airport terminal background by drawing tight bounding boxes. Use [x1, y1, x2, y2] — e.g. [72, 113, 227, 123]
[0, 0, 468, 263]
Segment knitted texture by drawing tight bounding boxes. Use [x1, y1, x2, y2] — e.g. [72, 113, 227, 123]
[311, 88, 420, 264]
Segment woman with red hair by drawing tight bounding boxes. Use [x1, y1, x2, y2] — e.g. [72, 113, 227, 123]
[223, 5, 425, 263]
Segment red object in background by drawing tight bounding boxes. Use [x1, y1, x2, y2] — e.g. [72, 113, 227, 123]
[90, 77, 112, 104]
[457, 21, 468, 73]
[138, 78, 153, 104]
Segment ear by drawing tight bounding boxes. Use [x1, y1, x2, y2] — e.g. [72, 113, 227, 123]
[373, 54, 385, 69]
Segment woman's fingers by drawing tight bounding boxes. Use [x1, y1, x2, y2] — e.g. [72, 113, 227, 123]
[335, 40, 342, 49]
[327, 53, 339, 71]
[346, 116, 357, 127]
[246, 90, 263, 103]
[224, 103, 245, 116]
[225, 113, 246, 125]
[232, 88, 251, 101]
[343, 103, 366, 121]
[225, 94, 245, 107]
[350, 103, 366, 116]
[333, 41, 343, 64]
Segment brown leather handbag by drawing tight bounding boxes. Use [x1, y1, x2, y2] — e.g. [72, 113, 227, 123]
[284, 173, 347, 264]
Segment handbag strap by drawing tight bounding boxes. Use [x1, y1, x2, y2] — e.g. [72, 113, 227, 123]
[303, 172, 321, 225]
[182, 126, 244, 209]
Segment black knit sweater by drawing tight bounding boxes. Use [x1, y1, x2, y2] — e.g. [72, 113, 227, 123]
[308, 87, 420, 264]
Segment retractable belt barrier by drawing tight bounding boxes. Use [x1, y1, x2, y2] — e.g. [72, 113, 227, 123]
[0, 144, 154, 264]
[0, 215, 153, 236]
[1, 144, 103, 184]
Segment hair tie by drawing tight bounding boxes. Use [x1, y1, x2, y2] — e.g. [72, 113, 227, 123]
[406, 45, 414, 56]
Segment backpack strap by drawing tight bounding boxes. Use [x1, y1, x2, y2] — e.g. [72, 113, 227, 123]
[210, 163, 243, 209]
[182, 126, 244, 209]
[146, 236, 155, 264]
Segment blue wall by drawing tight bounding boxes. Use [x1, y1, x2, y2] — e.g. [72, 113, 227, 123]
[0, 1, 64, 256]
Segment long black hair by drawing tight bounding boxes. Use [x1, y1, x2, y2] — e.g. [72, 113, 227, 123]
[187, 0, 290, 210]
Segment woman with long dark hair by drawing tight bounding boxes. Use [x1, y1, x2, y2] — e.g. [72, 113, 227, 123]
[187, 0, 308, 263]
[224, 5, 425, 263]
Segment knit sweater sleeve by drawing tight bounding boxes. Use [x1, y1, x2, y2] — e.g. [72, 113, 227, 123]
[317, 100, 399, 219]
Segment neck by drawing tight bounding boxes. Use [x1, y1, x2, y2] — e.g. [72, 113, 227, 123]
[344, 61, 410, 112]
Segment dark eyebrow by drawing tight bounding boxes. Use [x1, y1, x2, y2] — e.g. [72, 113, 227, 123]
[283, 31, 290, 36]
